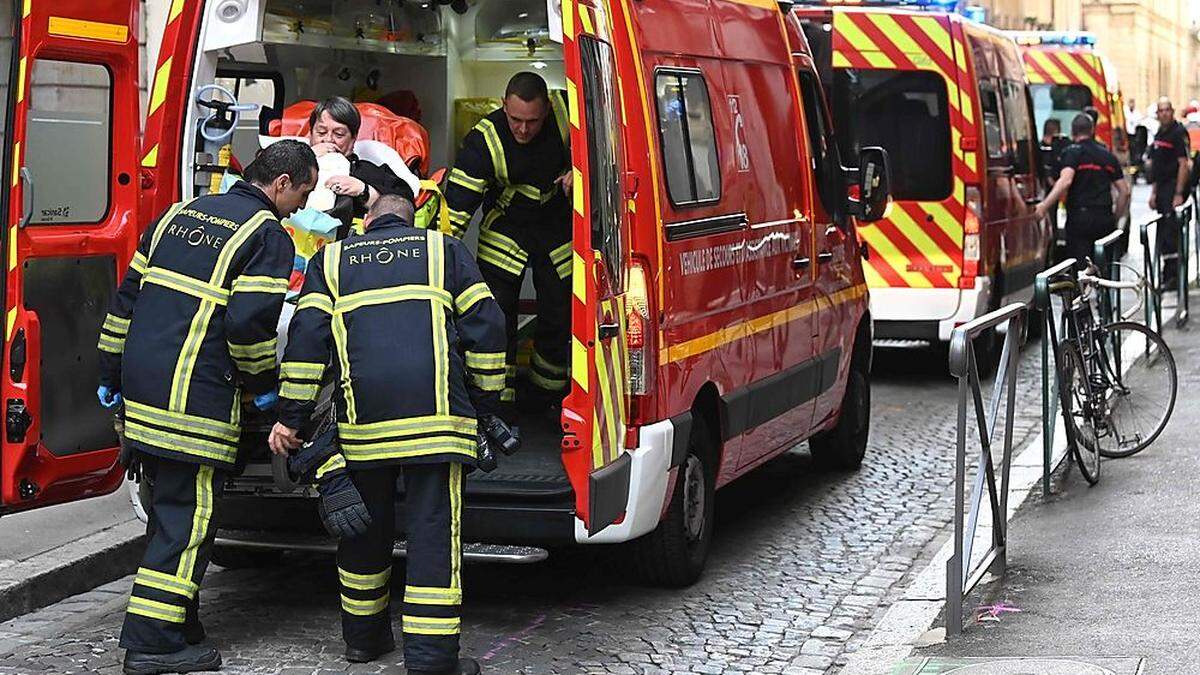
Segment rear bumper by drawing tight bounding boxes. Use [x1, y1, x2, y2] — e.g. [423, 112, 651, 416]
[573, 418, 674, 544]
[872, 278, 991, 343]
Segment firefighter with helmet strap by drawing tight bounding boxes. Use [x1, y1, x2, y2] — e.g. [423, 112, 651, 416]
[269, 193, 507, 674]
[442, 71, 572, 421]
[96, 140, 318, 675]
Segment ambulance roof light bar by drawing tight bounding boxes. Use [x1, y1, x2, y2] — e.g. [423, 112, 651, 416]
[795, 0, 962, 11]
[1011, 31, 1097, 47]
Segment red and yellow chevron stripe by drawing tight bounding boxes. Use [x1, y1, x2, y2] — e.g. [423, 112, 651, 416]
[830, 10, 976, 290]
[1021, 48, 1113, 147]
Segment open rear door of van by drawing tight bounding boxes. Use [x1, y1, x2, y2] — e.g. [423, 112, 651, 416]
[0, 0, 142, 514]
[559, 0, 634, 537]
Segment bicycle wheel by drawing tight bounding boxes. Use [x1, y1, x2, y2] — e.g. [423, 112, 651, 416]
[1094, 321, 1178, 458]
[1058, 343, 1102, 485]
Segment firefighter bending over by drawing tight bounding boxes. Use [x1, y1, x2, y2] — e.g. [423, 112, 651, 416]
[443, 72, 572, 421]
[96, 140, 317, 674]
[269, 194, 508, 674]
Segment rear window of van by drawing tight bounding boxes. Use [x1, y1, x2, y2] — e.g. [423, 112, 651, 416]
[831, 69, 952, 202]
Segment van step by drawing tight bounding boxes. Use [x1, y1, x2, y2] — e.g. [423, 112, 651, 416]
[214, 532, 548, 564]
[873, 338, 932, 349]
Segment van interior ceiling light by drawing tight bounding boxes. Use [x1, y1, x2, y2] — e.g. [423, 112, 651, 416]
[216, 0, 248, 22]
[434, 0, 469, 14]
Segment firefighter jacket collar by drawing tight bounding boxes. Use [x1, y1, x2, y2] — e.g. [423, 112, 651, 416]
[228, 180, 282, 219]
[364, 213, 413, 232]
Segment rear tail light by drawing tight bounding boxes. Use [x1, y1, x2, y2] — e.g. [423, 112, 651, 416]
[626, 257, 654, 421]
[960, 186, 982, 290]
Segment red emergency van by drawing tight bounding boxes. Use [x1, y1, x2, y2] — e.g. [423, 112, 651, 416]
[796, 2, 1050, 361]
[0, 0, 889, 586]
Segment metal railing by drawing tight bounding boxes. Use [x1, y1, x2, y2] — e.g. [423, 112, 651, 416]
[1033, 258, 1077, 498]
[1092, 229, 1124, 326]
[946, 302, 1027, 636]
[1139, 201, 1195, 329]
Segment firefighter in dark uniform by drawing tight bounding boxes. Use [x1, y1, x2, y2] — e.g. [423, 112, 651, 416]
[1035, 114, 1130, 264]
[96, 140, 318, 674]
[442, 72, 572, 418]
[269, 194, 507, 675]
[1148, 97, 1191, 287]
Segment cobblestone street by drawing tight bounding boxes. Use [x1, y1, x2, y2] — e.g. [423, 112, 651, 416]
[0, 343, 1049, 674]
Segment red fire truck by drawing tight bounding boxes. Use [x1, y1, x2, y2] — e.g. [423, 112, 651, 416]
[0, 0, 888, 585]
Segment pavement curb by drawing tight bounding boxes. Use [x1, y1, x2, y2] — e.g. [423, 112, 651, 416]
[0, 520, 144, 624]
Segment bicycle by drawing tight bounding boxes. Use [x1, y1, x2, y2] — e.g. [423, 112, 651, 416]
[1046, 259, 1178, 485]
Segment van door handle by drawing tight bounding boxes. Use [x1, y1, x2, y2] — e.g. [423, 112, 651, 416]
[818, 251, 834, 263]
[792, 256, 811, 270]
[598, 322, 620, 340]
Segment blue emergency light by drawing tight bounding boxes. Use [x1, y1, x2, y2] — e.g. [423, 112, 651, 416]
[806, 0, 964, 10]
[1012, 31, 1097, 47]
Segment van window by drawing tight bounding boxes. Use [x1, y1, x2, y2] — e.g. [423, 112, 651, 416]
[1001, 80, 1033, 174]
[1030, 83, 1093, 137]
[831, 68, 951, 202]
[979, 81, 1006, 162]
[655, 70, 721, 207]
[797, 70, 841, 222]
[580, 37, 625, 292]
[26, 60, 112, 224]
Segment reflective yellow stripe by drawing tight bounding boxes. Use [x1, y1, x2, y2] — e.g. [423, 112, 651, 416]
[232, 355, 275, 375]
[549, 241, 573, 265]
[403, 585, 462, 606]
[341, 436, 477, 462]
[143, 267, 231, 305]
[454, 282, 493, 314]
[472, 373, 506, 391]
[147, 202, 189, 259]
[178, 465, 215, 580]
[124, 420, 238, 464]
[135, 567, 199, 599]
[124, 399, 239, 442]
[477, 246, 525, 277]
[448, 207, 472, 226]
[281, 361, 325, 380]
[428, 232, 449, 416]
[528, 369, 568, 391]
[129, 251, 148, 276]
[550, 90, 569, 145]
[476, 120, 509, 185]
[98, 334, 126, 354]
[127, 596, 186, 624]
[533, 352, 568, 375]
[297, 292, 334, 314]
[403, 615, 461, 635]
[232, 275, 289, 294]
[228, 338, 276, 360]
[335, 285, 453, 315]
[341, 594, 390, 616]
[555, 258, 572, 280]
[326, 245, 357, 423]
[339, 566, 391, 590]
[450, 463, 461, 589]
[448, 168, 487, 194]
[315, 454, 346, 480]
[338, 415, 476, 441]
[465, 351, 506, 370]
[280, 381, 320, 400]
[102, 313, 131, 335]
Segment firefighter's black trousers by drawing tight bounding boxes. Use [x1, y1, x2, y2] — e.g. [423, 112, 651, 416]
[338, 462, 464, 672]
[476, 210, 572, 409]
[120, 455, 225, 654]
[1154, 185, 1182, 285]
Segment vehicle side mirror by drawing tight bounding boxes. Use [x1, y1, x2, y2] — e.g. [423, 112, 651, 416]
[851, 146, 890, 222]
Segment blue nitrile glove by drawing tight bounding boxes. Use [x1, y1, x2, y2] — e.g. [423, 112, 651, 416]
[97, 386, 123, 409]
[254, 390, 279, 411]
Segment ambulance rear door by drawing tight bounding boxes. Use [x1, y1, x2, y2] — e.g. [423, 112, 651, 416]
[559, 0, 635, 536]
[0, 0, 142, 514]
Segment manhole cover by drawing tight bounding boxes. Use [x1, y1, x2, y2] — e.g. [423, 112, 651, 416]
[944, 660, 1115, 675]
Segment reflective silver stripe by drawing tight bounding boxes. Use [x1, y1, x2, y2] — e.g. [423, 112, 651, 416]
[143, 267, 231, 305]
[124, 399, 239, 442]
[476, 119, 509, 185]
[336, 285, 453, 315]
[449, 168, 487, 194]
[232, 275, 289, 294]
[454, 282, 493, 314]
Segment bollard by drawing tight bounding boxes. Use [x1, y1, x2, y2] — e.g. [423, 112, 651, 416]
[1034, 258, 1076, 498]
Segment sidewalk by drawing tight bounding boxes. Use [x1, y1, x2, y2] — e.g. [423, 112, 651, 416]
[912, 299, 1200, 672]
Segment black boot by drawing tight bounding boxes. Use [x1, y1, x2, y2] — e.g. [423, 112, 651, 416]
[408, 657, 481, 675]
[123, 644, 222, 675]
[345, 635, 396, 664]
[183, 622, 206, 646]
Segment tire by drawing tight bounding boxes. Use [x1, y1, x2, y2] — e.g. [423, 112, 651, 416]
[211, 545, 284, 569]
[809, 368, 870, 470]
[1058, 343, 1101, 485]
[628, 416, 716, 588]
[1094, 321, 1177, 458]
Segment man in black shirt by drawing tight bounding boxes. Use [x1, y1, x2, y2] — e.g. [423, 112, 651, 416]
[1035, 113, 1130, 264]
[1148, 97, 1191, 286]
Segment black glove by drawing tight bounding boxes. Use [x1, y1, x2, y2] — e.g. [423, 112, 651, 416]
[476, 428, 498, 473]
[113, 412, 143, 482]
[315, 467, 372, 540]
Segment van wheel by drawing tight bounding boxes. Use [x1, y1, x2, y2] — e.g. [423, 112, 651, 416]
[211, 546, 283, 569]
[809, 368, 870, 470]
[628, 417, 715, 588]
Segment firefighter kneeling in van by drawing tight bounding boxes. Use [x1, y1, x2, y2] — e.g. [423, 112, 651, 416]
[1035, 113, 1130, 264]
[269, 194, 508, 674]
[96, 140, 318, 675]
[442, 72, 572, 421]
